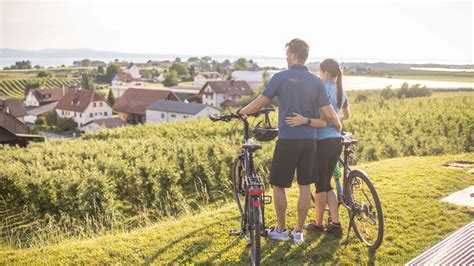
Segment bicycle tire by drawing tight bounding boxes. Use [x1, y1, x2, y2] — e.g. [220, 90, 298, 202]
[249, 200, 261, 266]
[346, 169, 384, 250]
[231, 158, 245, 216]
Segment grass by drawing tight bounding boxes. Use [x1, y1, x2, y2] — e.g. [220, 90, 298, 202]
[1, 153, 473, 264]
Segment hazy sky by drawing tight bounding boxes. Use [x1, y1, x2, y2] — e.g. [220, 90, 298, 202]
[1, 0, 473, 63]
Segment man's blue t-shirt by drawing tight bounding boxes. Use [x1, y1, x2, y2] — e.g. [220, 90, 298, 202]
[317, 81, 349, 140]
[262, 64, 330, 139]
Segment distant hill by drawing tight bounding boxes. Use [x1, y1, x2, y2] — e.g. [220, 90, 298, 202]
[0, 48, 176, 59]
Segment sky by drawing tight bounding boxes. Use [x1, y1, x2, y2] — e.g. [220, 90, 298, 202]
[0, 0, 473, 64]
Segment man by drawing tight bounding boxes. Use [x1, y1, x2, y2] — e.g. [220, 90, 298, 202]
[238, 38, 342, 243]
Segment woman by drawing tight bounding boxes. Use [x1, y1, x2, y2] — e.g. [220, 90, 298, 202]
[285, 58, 350, 235]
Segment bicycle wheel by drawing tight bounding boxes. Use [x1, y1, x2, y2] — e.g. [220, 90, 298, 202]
[249, 200, 261, 266]
[346, 170, 384, 250]
[231, 158, 245, 216]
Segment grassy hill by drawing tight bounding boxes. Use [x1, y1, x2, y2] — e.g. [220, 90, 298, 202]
[1, 154, 473, 264]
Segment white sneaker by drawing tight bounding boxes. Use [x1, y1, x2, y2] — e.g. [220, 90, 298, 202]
[265, 226, 290, 241]
[291, 229, 304, 243]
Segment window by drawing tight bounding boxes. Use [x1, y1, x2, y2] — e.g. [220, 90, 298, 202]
[100, 102, 103, 107]
[161, 113, 165, 118]
[95, 112, 97, 116]
[80, 114, 82, 118]
[171, 114, 176, 118]
[74, 112, 77, 117]
[100, 112, 102, 115]
[93, 102, 97, 107]
[104, 112, 107, 116]
[183, 115, 188, 119]
[90, 113, 93, 118]
[61, 111, 64, 115]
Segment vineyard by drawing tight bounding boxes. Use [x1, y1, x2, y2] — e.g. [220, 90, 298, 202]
[0, 78, 81, 99]
[0, 91, 473, 248]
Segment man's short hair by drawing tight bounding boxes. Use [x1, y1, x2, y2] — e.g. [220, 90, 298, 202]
[286, 39, 310, 63]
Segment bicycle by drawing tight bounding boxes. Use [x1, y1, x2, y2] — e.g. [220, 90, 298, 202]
[209, 106, 276, 266]
[312, 132, 384, 250]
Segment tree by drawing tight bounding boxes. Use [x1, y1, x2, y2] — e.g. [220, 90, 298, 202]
[24, 79, 44, 97]
[105, 63, 121, 82]
[169, 62, 189, 76]
[234, 58, 248, 70]
[163, 71, 178, 87]
[35, 116, 46, 129]
[44, 111, 58, 126]
[81, 59, 91, 67]
[97, 66, 105, 75]
[4, 60, 32, 70]
[81, 73, 94, 90]
[107, 89, 115, 106]
[56, 117, 77, 132]
[37, 70, 52, 78]
[174, 57, 182, 63]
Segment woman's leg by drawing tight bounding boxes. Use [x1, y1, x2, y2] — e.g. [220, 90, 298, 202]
[326, 139, 343, 224]
[314, 140, 329, 225]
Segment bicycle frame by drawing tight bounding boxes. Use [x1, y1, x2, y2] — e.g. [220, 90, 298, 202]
[239, 117, 267, 233]
[334, 144, 354, 211]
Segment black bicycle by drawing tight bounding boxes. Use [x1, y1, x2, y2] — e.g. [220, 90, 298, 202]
[209, 106, 276, 266]
[313, 132, 384, 250]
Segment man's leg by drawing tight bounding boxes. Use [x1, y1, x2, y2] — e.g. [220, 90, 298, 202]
[314, 191, 327, 225]
[273, 185, 287, 231]
[295, 184, 312, 232]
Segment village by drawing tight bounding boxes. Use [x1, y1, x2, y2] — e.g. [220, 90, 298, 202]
[0, 58, 279, 143]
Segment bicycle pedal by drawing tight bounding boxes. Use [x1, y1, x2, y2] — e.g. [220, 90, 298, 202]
[229, 229, 241, 236]
[263, 195, 272, 204]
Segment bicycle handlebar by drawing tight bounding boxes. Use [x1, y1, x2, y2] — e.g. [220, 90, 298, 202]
[208, 105, 276, 123]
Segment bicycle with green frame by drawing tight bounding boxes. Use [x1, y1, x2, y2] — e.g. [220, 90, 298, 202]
[313, 132, 384, 250]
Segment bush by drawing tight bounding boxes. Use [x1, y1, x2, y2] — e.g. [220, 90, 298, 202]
[56, 117, 77, 132]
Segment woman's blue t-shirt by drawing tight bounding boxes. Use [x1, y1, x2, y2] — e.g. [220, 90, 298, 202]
[317, 81, 348, 140]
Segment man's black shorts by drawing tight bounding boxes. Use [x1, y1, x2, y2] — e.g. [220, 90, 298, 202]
[269, 139, 318, 188]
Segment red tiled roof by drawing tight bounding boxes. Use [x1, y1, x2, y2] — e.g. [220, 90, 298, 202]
[199, 80, 253, 96]
[112, 88, 180, 115]
[31, 88, 71, 105]
[114, 73, 137, 82]
[55, 90, 108, 113]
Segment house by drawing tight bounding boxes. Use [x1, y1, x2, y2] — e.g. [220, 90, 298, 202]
[193, 72, 223, 86]
[82, 117, 126, 133]
[25, 87, 71, 107]
[112, 88, 180, 124]
[25, 102, 57, 124]
[111, 73, 137, 86]
[199, 80, 253, 108]
[0, 106, 42, 146]
[146, 100, 220, 124]
[0, 99, 28, 123]
[110, 73, 144, 98]
[55, 89, 112, 130]
[127, 63, 141, 79]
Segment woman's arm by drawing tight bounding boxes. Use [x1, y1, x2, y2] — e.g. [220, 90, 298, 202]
[285, 112, 328, 128]
[340, 106, 351, 123]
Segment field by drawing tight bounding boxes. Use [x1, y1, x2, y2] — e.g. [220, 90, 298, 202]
[0, 78, 81, 99]
[0, 90, 473, 264]
[1, 154, 473, 264]
[350, 68, 474, 83]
